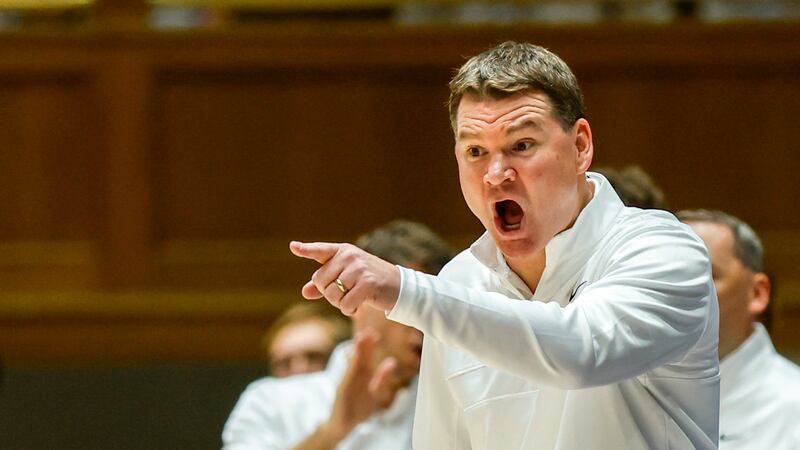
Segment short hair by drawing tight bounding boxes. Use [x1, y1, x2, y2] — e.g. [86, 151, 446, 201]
[448, 41, 585, 132]
[356, 220, 456, 275]
[261, 302, 351, 357]
[595, 166, 667, 210]
[676, 209, 764, 273]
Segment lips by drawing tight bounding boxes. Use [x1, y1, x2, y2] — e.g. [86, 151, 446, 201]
[495, 199, 524, 231]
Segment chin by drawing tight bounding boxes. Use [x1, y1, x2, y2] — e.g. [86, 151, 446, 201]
[492, 235, 539, 258]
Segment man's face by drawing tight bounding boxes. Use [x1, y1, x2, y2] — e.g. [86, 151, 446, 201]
[686, 221, 759, 356]
[269, 319, 337, 378]
[353, 307, 422, 381]
[454, 91, 592, 269]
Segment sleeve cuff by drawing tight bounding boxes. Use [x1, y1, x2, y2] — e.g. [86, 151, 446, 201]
[385, 265, 420, 327]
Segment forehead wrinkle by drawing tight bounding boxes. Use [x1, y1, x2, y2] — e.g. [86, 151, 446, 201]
[458, 107, 548, 141]
[506, 117, 544, 134]
[456, 93, 553, 140]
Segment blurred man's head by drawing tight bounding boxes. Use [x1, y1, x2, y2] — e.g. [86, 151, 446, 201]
[677, 209, 770, 359]
[263, 302, 351, 377]
[595, 166, 667, 210]
[354, 220, 455, 380]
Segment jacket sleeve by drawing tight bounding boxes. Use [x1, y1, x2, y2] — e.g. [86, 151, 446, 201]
[387, 226, 714, 389]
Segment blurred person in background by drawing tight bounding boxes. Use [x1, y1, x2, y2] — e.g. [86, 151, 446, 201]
[263, 302, 351, 378]
[595, 165, 667, 210]
[223, 220, 454, 450]
[678, 209, 800, 449]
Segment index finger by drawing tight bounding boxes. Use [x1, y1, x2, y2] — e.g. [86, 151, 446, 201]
[289, 241, 341, 264]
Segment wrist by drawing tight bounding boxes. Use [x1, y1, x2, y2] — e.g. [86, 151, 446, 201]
[382, 264, 402, 312]
[318, 420, 349, 445]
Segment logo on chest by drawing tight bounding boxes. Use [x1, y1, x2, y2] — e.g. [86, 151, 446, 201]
[568, 281, 588, 303]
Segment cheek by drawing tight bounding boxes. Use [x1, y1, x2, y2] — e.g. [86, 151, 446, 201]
[383, 324, 416, 346]
[457, 161, 482, 186]
[715, 279, 748, 318]
[458, 167, 485, 211]
[715, 284, 733, 319]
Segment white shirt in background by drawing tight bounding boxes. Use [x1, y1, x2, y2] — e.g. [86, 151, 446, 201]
[719, 323, 800, 450]
[222, 341, 416, 450]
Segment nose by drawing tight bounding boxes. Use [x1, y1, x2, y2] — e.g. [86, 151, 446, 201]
[484, 154, 516, 185]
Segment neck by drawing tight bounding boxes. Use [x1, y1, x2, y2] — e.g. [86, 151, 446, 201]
[720, 322, 757, 360]
[508, 177, 595, 293]
[571, 176, 595, 227]
[508, 251, 546, 293]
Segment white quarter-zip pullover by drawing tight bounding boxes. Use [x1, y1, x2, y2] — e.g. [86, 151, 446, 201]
[388, 173, 720, 450]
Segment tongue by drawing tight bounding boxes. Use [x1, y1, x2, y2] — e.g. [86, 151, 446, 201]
[503, 201, 523, 225]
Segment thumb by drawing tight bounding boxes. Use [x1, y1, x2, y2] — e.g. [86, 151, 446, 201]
[350, 329, 380, 368]
[368, 356, 400, 409]
[342, 329, 381, 384]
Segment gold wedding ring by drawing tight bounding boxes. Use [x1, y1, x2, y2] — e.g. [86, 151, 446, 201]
[334, 278, 349, 294]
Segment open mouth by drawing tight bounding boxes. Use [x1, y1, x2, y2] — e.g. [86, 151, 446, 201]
[495, 200, 524, 231]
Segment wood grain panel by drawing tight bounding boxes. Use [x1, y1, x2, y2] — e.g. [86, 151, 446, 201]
[0, 72, 101, 241]
[583, 71, 800, 230]
[0, 240, 99, 289]
[1, 319, 272, 363]
[0, 289, 299, 363]
[0, 23, 799, 362]
[152, 67, 468, 242]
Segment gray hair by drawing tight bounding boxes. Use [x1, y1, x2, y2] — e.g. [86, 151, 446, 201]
[448, 41, 585, 132]
[676, 209, 764, 273]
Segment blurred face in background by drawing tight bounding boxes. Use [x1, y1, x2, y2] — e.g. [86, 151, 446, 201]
[686, 220, 769, 358]
[269, 319, 339, 378]
[352, 307, 423, 384]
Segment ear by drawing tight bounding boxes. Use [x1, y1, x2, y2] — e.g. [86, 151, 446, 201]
[747, 272, 771, 316]
[573, 118, 593, 174]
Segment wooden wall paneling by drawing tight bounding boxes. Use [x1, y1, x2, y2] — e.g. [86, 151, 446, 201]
[581, 66, 800, 231]
[0, 71, 102, 240]
[0, 63, 102, 290]
[0, 289, 297, 363]
[0, 241, 98, 289]
[150, 64, 474, 290]
[97, 50, 156, 288]
[760, 231, 800, 360]
[152, 66, 461, 240]
[1, 24, 800, 363]
[2, 317, 273, 362]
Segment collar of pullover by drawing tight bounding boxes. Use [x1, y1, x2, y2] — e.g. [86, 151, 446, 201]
[470, 172, 625, 296]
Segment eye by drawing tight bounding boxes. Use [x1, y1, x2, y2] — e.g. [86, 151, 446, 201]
[466, 146, 484, 158]
[512, 141, 535, 152]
